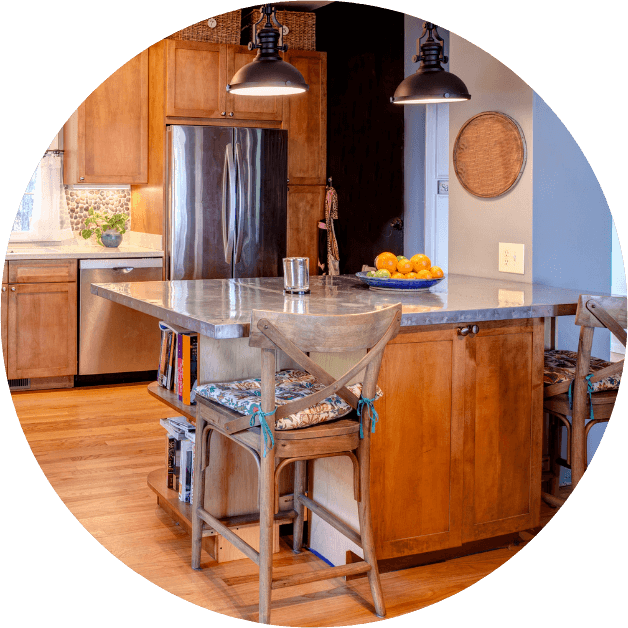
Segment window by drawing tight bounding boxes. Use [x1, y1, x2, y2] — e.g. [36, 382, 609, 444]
[13, 167, 38, 233]
[10, 153, 73, 243]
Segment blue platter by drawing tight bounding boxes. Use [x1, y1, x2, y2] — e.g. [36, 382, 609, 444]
[355, 271, 445, 292]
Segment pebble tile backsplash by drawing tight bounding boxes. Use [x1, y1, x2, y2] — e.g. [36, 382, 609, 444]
[65, 187, 131, 233]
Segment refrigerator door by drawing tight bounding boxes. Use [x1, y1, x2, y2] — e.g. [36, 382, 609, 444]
[233, 128, 288, 279]
[169, 125, 235, 280]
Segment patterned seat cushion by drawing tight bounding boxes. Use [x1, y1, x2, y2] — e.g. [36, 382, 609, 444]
[543, 349, 621, 393]
[194, 369, 383, 431]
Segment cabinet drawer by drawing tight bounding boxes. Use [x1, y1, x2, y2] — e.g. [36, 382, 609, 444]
[9, 260, 77, 284]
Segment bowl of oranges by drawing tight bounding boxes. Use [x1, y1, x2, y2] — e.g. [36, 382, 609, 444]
[356, 252, 445, 291]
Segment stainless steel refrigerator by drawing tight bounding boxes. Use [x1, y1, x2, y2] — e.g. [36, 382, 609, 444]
[167, 125, 288, 280]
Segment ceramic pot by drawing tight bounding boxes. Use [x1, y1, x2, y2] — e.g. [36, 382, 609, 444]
[101, 229, 122, 248]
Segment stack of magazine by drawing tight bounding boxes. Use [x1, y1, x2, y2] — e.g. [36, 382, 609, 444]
[160, 417, 195, 503]
[157, 321, 198, 405]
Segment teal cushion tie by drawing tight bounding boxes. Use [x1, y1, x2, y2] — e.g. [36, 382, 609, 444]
[357, 396, 379, 439]
[250, 406, 276, 457]
[567, 377, 595, 421]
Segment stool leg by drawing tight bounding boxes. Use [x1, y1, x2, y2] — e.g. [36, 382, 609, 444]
[293, 460, 306, 553]
[549, 414, 562, 496]
[356, 439, 386, 618]
[191, 415, 207, 570]
[258, 450, 275, 624]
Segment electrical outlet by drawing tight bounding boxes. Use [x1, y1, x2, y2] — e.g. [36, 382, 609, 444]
[499, 243, 525, 274]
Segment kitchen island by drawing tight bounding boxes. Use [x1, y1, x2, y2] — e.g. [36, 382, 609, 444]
[92, 274, 582, 567]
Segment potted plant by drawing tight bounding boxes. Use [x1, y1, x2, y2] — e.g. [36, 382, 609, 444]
[81, 208, 128, 247]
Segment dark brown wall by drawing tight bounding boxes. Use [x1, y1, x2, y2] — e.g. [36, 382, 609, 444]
[317, 2, 405, 274]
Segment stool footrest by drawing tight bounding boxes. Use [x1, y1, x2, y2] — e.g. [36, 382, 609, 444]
[272, 561, 372, 590]
[542, 491, 566, 508]
[299, 494, 362, 548]
[201, 509, 297, 537]
[197, 507, 260, 565]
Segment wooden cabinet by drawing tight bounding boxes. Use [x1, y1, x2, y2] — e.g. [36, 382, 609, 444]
[64, 51, 148, 184]
[283, 50, 327, 185]
[371, 318, 543, 559]
[5, 261, 77, 380]
[287, 185, 325, 276]
[1, 283, 7, 373]
[165, 41, 284, 122]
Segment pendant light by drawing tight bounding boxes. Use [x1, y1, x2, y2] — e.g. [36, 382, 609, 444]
[227, 5, 309, 96]
[391, 22, 470, 104]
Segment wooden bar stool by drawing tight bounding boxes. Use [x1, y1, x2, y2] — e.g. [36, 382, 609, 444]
[543, 295, 625, 506]
[190, 304, 402, 624]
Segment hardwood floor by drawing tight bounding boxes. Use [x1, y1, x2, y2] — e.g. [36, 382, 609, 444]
[10, 382, 553, 625]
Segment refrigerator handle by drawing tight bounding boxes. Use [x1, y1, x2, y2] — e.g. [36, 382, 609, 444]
[222, 143, 236, 264]
[234, 143, 246, 263]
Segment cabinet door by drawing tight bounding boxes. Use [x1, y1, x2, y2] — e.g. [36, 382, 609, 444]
[71, 51, 148, 184]
[462, 318, 543, 543]
[287, 185, 325, 277]
[283, 51, 326, 185]
[166, 40, 227, 118]
[370, 327, 465, 559]
[225, 46, 284, 121]
[1, 284, 7, 374]
[7, 283, 77, 379]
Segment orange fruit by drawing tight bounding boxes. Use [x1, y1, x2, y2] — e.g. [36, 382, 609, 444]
[391, 272, 405, 279]
[416, 270, 433, 280]
[375, 252, 398, 273]
[405, 272, 418, 279]
[396, 258, 413, 274]
[430, 266, 444, 279]
[410, 254, 431, 273]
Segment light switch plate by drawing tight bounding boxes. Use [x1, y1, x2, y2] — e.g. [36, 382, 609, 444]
[499, 242, 525, 274]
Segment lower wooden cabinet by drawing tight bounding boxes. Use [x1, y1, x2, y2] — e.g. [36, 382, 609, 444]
[371, 318, 543, 559]
[4, 261, 77, 381]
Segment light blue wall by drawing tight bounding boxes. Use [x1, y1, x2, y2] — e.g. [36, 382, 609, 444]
[532, 93, 613, 465]
[403, 17, 446, 255]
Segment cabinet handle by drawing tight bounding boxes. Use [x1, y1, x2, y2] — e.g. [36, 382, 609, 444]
[471, 325, 480, 334]
[229, 112, 234, 117]
[79, 177, 85, 181]
[11, 286, 16, 292]
[457, 326, 470, 336]
[221, 111, 226, 116]
[1, 286, 6, 292]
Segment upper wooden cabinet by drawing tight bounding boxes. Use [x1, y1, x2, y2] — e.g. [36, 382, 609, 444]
[64, 51, 149, 185]
[283, 50, 327, 185]
[165, 41, 283, 122]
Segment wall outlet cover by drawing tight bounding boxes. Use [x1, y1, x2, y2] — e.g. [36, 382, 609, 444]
[499, 242, 525, 274]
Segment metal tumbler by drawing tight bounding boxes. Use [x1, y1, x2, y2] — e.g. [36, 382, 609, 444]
[283, 257, 310, 294]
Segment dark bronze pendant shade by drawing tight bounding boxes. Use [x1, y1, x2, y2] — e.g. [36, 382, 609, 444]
[392, 22, 470, 104]
[227, 5, 309, 96]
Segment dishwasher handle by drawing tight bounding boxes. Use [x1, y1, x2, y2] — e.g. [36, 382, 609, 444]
[79, 258, 163, 270]
[112, 267, 135, 273]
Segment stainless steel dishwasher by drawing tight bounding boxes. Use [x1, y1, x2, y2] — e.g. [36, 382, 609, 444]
[79, 258, 163, 375]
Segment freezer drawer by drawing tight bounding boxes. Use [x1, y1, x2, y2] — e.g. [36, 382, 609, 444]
[79, 258, 162, 375]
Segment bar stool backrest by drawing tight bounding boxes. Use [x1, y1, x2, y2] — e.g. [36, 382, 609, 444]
[247, 303, 402, 424]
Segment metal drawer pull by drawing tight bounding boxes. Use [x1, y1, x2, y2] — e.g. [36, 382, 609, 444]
[1, 286, 5, 292]
[11, 286, 16, 291]
[458, 325, 480, 336]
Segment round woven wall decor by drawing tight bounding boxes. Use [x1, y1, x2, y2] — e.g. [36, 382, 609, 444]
[453, 111, 527, 198]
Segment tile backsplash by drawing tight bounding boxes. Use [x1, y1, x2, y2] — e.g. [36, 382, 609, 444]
[65, 187, 131, 233]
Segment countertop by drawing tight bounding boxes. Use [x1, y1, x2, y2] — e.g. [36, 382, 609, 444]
[5, 242, 164, 261]
[91, 274, 586, 339]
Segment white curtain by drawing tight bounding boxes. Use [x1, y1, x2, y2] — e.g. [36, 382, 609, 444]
[29, 153, 74, 243]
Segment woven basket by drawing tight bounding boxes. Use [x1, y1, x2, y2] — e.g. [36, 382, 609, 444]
[168, 10, 241, 45]
[248, 9, 316, 51]
[453, 111, 527, 198]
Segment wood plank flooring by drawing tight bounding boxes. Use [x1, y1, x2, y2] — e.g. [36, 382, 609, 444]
[11, 383, 552, 625]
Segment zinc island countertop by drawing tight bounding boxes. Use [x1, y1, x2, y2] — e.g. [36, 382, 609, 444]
[91, 274, 584, 338]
